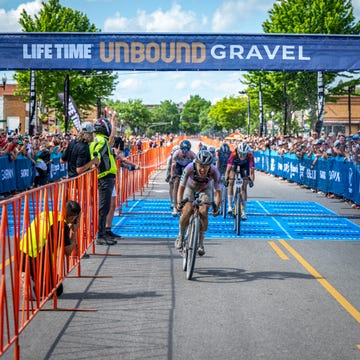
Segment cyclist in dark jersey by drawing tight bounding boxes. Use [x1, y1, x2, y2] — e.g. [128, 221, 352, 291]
[216, 141, 232, 176]
[175, 150, 221, 256]
[225, 142, 254, 220]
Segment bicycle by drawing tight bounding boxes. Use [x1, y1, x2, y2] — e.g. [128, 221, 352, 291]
[179, 192, 213, 280]
[220, 174, 228, 219]
[232, 165, 243, 236]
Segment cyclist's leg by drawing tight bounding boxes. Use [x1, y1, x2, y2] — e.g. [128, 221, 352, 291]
[172, 164, 183, 214]
[175, 186, 194, 248]
[175, 202, 193, 248]
[198, 191, 211, 256]
[169, 179, 174, 208]
[227, 169, 235, 213]
[172, 176, 180, 215]
[240, 167, 249, 220]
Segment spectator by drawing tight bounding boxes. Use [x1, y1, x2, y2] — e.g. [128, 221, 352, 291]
[89, 118, 118, 246]
[34, 145, 51, 187]
[62, 122, 99, 178]
[20, 200, 81, 300]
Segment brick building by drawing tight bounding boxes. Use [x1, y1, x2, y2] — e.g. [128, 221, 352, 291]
[323, 95, 360, 135]
[0, 84, 28, 134]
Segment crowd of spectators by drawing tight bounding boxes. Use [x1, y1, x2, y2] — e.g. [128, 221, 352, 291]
[0, 128, 172, 198]
[245, 130, 360, 165]
[230, 130, 360, 209]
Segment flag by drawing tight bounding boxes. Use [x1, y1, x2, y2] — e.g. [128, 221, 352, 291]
[58, 92, 82, 132]
[28, 70, 36, 136]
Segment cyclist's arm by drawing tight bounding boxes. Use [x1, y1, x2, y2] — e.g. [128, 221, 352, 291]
[250, 167, 255, 181]
[170, 151, 179, 177]
[248, 153, 255, 181]
[225, 164, 232, 180]
[177, 184, 185, 206]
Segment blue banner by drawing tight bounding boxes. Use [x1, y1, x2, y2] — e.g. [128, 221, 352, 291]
[15, 155, 34, 191]
[254, 151, 360, 205]
[49, 154, 62, 181]
[0, 155, 17, 193]
[1, 33, 360, 71]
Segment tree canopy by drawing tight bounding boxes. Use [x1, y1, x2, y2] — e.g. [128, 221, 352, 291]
[244, 0, 360, 135]
[15, 0, 117, 132]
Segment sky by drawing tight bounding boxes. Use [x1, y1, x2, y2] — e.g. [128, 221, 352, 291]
[1, 0, 360, 105]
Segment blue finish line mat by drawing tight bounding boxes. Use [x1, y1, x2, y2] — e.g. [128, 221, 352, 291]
[113, 200, 360, 241]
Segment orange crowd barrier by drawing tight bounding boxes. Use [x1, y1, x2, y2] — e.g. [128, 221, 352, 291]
[0, 141, 179, 359]
[0, 170, 98, 359]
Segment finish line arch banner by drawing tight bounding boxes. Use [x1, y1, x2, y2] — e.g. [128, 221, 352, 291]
[1, 33, 360, 71]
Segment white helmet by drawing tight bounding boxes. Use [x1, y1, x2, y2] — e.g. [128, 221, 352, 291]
[80, 121, 95, 133]
[195, 150, 213, 166]
[237, 142, 250, 154]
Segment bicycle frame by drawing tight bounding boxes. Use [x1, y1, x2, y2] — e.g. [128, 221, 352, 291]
[181, 193, 209, 280]
[232, 166, 243, 236]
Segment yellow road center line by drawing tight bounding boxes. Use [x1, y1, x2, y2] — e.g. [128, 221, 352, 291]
[268, 241, 289, 260]
[279, 240, 360, 324]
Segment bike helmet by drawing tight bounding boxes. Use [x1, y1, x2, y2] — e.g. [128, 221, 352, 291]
[237, 142, 250, 155]
[209, 146, 216, 154]
[94, 118, 112, 137]
[201, 145, 208, 150]
[180, 139, 191, 152]
[171, 145, 180, 153]
[220, 142, 231, 153]
[80, 121, 95, 133]
[195, 150, 213, 166]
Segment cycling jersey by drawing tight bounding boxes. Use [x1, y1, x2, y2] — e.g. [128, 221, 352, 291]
[227, 151, 254, 179]
[172, 148, 196, 176]
[227, 151, 254, 169]
[180, 162, 221, 200]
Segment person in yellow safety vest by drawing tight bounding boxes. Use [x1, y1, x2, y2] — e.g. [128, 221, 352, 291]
[89, 118, 118, 246]
[20, 200, 81, 300]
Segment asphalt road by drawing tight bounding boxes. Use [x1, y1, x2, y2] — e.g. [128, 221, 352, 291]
[5, 162, 360, 360]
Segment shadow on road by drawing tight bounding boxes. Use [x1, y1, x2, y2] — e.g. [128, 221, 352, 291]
[192, 267, 317, 283]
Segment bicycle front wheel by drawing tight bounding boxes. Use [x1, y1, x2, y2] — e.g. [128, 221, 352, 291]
[186, 215, 199, 280]
[182, 226, 190, 271]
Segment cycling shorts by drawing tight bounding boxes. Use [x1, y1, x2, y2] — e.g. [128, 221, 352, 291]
[182, 183, 212, 204]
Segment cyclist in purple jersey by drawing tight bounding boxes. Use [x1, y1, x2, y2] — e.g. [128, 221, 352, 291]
[175, 150, 221, 256]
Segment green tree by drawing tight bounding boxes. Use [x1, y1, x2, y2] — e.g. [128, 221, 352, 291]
[149, 100, 181, 135]
[14, 0, 117, 131]
[111, 99, 151, 135]
[246, 0, 360, 134]
[207, 96, 250, 133]
[180, 95, 211, 134]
